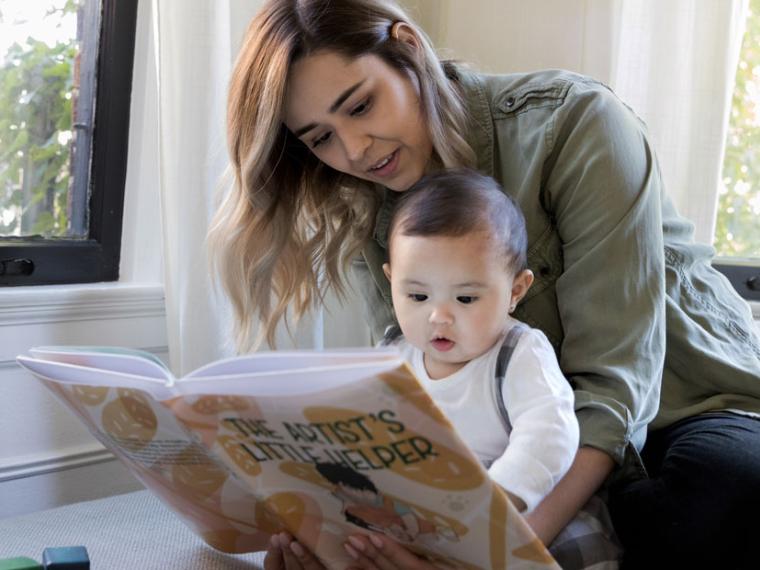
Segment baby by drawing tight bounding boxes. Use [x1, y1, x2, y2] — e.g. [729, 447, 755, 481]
[381, 168, 579, 514]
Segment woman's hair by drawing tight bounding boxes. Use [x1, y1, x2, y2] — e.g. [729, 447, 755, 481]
[208, 0, 475, 352]
[387, 168, 529, 273]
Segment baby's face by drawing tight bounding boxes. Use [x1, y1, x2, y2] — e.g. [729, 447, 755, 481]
[385, 230, 519, 379]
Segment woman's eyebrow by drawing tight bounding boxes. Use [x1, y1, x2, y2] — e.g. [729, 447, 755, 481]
[292, 79, 367, 137]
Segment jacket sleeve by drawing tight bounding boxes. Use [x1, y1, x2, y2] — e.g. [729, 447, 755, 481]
[542, 82, 666, 464]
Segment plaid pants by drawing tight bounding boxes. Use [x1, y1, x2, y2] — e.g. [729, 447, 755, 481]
[548, 495, 622, 570]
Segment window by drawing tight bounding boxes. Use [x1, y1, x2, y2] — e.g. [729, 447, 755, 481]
[714, 0, 760, 302]
[0, 0, 137, 285]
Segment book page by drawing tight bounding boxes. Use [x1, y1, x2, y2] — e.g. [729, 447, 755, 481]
[177, 358, 407, 398]
[185, 348, 400, 379]
[17, 356, 174, 398]
[29, 346, 171, 380]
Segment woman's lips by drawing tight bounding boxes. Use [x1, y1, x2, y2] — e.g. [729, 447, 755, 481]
[431, 338, 455, 352]
[368, 148, 400, 178]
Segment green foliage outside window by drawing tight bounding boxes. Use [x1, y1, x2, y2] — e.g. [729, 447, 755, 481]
[715, 0, 760, 259]
[0, 2, 78, 237]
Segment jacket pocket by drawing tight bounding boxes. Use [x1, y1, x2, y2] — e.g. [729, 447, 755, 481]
[494, 79, 572, 118]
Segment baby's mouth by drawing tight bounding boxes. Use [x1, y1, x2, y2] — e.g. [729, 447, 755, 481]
[430, 336, 455, 352]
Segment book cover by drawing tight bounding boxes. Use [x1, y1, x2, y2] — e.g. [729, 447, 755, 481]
[16, 347, 559, 569]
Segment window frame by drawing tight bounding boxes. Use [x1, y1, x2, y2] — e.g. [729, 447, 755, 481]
[0, 0, 138, 286]
[713, 261, 760, 302]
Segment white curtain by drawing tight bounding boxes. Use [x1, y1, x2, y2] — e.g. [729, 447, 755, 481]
[410, 0, 747, 244]
[152, 1, 255, 375]
[610, 0, 748, 244]
[152, 1, 371, 375]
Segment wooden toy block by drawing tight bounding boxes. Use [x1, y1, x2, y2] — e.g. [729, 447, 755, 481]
[0, 558, 43, 570]
[41, 547, 89, 569]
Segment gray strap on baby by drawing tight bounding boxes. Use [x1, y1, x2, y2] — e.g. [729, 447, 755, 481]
[493, 324, 528, 436]
[380, 324, 403, 346]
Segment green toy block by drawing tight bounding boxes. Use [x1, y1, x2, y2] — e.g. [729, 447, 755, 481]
[41, 547, 89, 569]
[0, 558, 42, 570]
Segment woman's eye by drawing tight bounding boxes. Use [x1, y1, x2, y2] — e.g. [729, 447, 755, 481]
[409, 294, 428, 302]
[312, 132, 331, 148]
[350, 98, 371, 116]
[457, 296, 477, 304]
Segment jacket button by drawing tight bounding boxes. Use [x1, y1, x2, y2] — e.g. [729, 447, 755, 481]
[506, 96, 515, 107]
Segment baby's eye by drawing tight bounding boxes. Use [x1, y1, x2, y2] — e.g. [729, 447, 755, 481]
[457, 296, 477, 304]
[351, 98, 372, 116]
[409, 294, 428, 302]
[311, 132, 331, 148]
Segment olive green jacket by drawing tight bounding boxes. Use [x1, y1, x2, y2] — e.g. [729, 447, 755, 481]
[354, 68, 760, 474]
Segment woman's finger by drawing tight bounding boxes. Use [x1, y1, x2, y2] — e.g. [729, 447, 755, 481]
[344, 534, 436, 570]
[277, 532, 327, 570]
[263, 534, 285, 570]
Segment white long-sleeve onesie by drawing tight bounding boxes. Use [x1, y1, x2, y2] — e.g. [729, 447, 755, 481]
[395, 319, 579, 512]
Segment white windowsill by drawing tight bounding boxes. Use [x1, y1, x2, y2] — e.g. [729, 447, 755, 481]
[0, 282, 166, 325]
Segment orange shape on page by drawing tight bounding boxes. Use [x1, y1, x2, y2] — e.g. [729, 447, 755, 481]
[378, 365, 450, 426]
[172, 461, 228, 502]
[72, 385, 109, 406]
[489, 486, 509, 569]
[302, 406, 484, 491]
[200, 528, 271, 554]
[262, 493, 323, 556]
[102, 391, 158, 447]
[263, 492, 307, 532]
[192, 396, 251, 415]
[218, 435, 262, 478]
[512, 538, 555, 564]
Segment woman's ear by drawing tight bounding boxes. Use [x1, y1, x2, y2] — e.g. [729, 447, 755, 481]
[390, 21, 421, 51]
[509, 269, 534, 313]
[382, 262, 392, 281]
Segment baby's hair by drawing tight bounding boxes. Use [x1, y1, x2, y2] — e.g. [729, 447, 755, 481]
[387, 168, 528, 272]
[315, 462, 378, 493]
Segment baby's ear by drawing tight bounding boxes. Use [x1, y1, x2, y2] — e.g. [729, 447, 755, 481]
[510, 269, 534, 306]
[382, 263, 392, 281]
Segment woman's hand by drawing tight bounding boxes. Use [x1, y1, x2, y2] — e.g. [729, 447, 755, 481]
[263, 532, 326, 570]
[344, 533, 440, 570]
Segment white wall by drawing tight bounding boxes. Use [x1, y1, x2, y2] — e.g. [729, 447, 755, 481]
[0, 0, 163, 517]
[404, 0, 619, 80]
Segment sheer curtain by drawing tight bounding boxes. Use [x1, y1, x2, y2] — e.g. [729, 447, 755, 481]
[611, 0, 748, 243]
[152, 1, 254, 375]
[152, 1, 371, 375]
[410, 0, 747, 244]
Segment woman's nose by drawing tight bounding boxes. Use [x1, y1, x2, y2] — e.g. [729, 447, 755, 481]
[342, 130, 371, 163]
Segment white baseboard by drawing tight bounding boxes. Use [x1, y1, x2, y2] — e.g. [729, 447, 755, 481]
[0, 447, 143, 518]
[0, 444, 114, 483]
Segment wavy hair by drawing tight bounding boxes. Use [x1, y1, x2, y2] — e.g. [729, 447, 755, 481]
[208, 0, 475, 351]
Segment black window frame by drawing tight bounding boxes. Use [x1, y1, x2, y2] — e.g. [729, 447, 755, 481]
[713, 261, 760, 302]
[0, 0, 138, 286]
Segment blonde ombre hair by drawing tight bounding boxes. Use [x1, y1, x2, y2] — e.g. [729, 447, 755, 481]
[209, 0, 475, 352]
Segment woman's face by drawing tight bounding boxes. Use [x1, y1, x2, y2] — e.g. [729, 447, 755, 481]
[284, 50, 433, 192]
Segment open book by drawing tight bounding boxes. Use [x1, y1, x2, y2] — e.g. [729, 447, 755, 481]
[16, 347, 559, 569]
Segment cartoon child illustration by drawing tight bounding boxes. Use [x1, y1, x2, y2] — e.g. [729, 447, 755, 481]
[314, 462, 458, 543]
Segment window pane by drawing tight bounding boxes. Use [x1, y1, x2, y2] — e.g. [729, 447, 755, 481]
[715, 0, 760, 260]
[0, 0, 98, 239]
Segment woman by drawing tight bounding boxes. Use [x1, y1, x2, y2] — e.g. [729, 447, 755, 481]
[208, 0, 760, 568]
